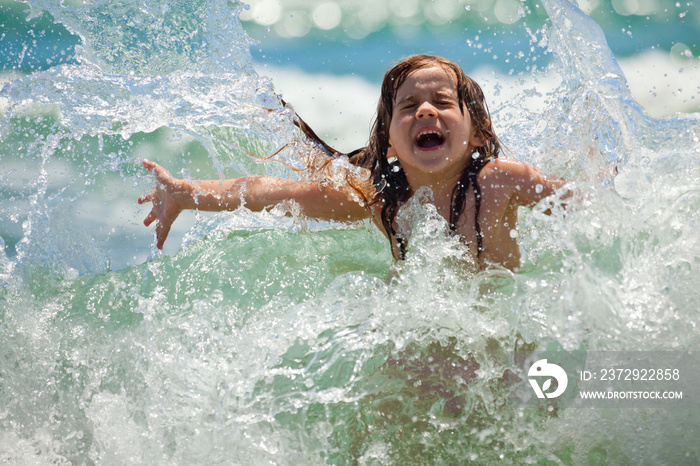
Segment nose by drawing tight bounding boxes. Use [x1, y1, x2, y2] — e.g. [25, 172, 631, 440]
[416, 101, 437, 119]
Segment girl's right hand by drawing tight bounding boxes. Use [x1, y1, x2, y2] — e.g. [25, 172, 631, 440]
[138, 159, 188, 249]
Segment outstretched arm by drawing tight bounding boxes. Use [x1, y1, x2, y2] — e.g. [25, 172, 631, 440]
[138, 159, 370, 249]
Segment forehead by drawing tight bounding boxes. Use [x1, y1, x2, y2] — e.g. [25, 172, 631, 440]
[394, 66, 458, 100]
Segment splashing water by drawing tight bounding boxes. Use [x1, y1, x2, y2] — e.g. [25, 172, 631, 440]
[1, 0, 699, 464]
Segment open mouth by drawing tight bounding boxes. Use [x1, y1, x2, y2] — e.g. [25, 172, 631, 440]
[414, 129, 445, 150]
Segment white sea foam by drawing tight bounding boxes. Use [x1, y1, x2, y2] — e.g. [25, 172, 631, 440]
[619, 49, 700, 117]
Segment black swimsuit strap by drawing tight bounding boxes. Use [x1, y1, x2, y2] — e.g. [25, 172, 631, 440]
[449, 161, 487, 256]
[469, 172, 483, 254]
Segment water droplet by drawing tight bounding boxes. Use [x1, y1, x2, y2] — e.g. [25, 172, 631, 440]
[535, 183, 543, 194]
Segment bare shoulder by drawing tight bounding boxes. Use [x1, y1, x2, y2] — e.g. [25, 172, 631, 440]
[478, 158, 565, 207]
[477, 158, 536, 194]
[479, 158, 540, 181]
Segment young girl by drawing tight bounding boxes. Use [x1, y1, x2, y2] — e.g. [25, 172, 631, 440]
[139, 54, 566, 270]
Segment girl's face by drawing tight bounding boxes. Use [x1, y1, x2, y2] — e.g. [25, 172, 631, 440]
[387, 66, 485, 183]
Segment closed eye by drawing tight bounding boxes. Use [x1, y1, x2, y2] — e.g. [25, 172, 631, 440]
[435, 99, 456, 107]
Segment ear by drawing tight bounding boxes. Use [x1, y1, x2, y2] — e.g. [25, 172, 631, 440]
[469, 130, 487, 148]
[386, 141, 397, 159]
[469, 118, 490, 148]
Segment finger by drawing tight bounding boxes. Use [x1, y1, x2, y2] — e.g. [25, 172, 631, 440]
[156, 220, 172, 250]
[144, 210, 157, 227]
[142, 159, 156, 171]
[144, 159, 169, 182]
[151, 162, 173, 184]
[138, 191, 153, 204]
[143, 159, 176, 189]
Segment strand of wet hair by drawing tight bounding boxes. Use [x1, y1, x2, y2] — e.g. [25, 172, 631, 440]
[282, 99, 344, 157]
[376, 162, 411, 259]
[449, 160, 486, 255]
[470, 172, 483, 254]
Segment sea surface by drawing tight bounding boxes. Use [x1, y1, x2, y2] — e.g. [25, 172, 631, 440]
[0, 0, 699, 464]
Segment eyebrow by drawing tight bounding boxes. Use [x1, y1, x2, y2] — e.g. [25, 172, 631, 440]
[395, 95, 416, 106]
[395, 89, 457, 106]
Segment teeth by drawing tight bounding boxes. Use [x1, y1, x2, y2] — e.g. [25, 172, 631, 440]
[417, 130, 442, 138]
[415, 129, 445, 149]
